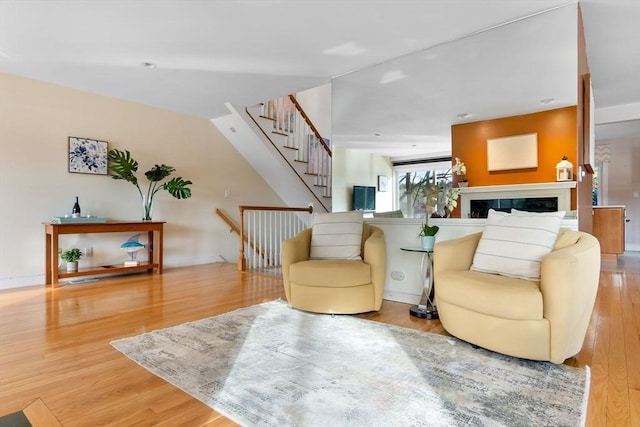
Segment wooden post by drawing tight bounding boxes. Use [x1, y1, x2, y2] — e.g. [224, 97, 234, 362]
[238, 208, 246, 271]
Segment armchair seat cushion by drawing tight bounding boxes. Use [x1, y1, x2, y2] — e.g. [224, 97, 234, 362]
[437, 270, 543, 320]
[290, 260, 371, 287]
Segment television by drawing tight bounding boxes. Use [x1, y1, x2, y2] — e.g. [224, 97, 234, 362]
[352, 185, 376, 212]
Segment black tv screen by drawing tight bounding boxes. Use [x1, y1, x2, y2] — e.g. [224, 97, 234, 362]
[352, 186, 376, 212]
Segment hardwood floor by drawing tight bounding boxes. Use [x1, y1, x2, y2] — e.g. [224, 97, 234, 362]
[0, 256, 638, 426]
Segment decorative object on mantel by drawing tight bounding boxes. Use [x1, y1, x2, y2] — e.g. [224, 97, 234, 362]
[121, 234, 145, 267]
[60, 248, 82, 272]
[452, 157, 468, 187]
[418, 217, 439, 250]
[555, 156, 574, 181]
[68, 137, 108, 175]
[108, 149, 193, 221]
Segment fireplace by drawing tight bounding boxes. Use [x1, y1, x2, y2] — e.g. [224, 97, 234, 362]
[459, 182, 576, 219]
[470, 197, 559, 218]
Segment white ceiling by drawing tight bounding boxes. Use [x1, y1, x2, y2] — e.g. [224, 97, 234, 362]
[1, 0, 638, 158]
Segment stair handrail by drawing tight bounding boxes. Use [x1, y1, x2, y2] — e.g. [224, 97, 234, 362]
[245, 105, 331, 212]
[237, 205, 313, 271]
[288, 94, 332, 157]
[216, 208, 269, 265]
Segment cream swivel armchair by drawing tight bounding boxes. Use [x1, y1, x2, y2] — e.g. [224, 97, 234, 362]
[434, 228, 601, 364]
[281, 222, 386, 314]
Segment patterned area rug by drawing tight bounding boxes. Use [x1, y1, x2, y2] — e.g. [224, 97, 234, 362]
[111, 300, 589, 426]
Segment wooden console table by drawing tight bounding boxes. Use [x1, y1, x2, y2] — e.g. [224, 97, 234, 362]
[44, 221, 164, 287]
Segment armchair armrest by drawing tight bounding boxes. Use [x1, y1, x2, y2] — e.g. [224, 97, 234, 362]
[282, 227, 312, 267]
[281, 228, 312, 301]
[433, 232, 482, 277]
[540, 232, 600, 363]
[363, 226, 386, 309]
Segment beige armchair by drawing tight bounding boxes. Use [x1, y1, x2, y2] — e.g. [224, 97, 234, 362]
[434, 228, 601, 364]
[281, 223, 386, 314]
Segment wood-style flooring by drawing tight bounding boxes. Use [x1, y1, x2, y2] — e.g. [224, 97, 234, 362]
[0, 254, 638, 426]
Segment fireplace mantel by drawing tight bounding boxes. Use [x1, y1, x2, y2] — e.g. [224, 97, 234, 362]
[459, 181, 577, 218]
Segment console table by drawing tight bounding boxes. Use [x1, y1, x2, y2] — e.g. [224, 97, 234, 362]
[44, 221, 164, 287]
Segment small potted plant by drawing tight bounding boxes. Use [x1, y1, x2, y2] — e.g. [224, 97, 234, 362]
[418, 218, 439, 251]
[60, 248, 83, 272]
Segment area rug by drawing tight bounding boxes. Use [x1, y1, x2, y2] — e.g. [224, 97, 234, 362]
[111, 299, 589, 426]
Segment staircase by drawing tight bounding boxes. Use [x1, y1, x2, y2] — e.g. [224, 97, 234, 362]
[213, 94, 332, 213]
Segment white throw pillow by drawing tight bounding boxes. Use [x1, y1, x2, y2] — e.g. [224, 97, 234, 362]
[471, 209, 565, 281]
[310, 211, 364, 260]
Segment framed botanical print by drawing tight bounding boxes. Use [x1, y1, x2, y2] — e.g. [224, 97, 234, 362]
[68, 137, 108, 175]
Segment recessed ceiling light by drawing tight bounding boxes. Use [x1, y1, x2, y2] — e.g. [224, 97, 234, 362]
[457, 113, 470, 119]
[540, 98, 555, 104]
[142, 62, 157, 69]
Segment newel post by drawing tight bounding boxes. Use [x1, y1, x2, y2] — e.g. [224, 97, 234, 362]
[238, 207, 246, 271]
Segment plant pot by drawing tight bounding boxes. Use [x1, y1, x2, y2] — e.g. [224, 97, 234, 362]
[421, 236, 436, 251]
[66, 261, 78, 272]
[458, 181, 469, 188]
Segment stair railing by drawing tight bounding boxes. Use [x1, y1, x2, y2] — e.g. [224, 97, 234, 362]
[222, 205, 313, 271]
[259, 95, 332, 199]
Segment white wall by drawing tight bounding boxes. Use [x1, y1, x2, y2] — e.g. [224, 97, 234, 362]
[595, 136, 640, 251]
[0, 73, 284, 288]
[332, 146, 394, 212]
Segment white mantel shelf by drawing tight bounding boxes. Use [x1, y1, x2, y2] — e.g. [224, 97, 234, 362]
[459, 181, 577, 218]
[458, 181, 576, 194]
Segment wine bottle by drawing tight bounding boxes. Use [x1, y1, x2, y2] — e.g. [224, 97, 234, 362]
[72, 196, 81, 218]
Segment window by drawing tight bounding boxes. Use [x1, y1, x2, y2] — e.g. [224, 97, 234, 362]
[393, 160, 453, 218]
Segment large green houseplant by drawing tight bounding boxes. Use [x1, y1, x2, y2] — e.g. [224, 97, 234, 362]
[108, 149, 193, 221]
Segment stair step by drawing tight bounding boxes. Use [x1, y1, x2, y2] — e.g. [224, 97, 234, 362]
[242, 98, 332, 212]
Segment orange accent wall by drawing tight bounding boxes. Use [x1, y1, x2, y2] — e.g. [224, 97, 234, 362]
[450, 106, 577, 217]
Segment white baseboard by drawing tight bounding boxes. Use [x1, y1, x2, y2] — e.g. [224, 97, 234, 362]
[0, 275, 45, 290]
[383, 289, 421, 305]
[163, 255, 226, 268]
[0, 255, 228, 290]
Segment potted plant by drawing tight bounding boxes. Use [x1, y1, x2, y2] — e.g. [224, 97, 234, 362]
[453, 157, 468, 187]
[107, 149, 193, 221]
[418, 218, 439, 251]
[60, 248, 82, 272]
